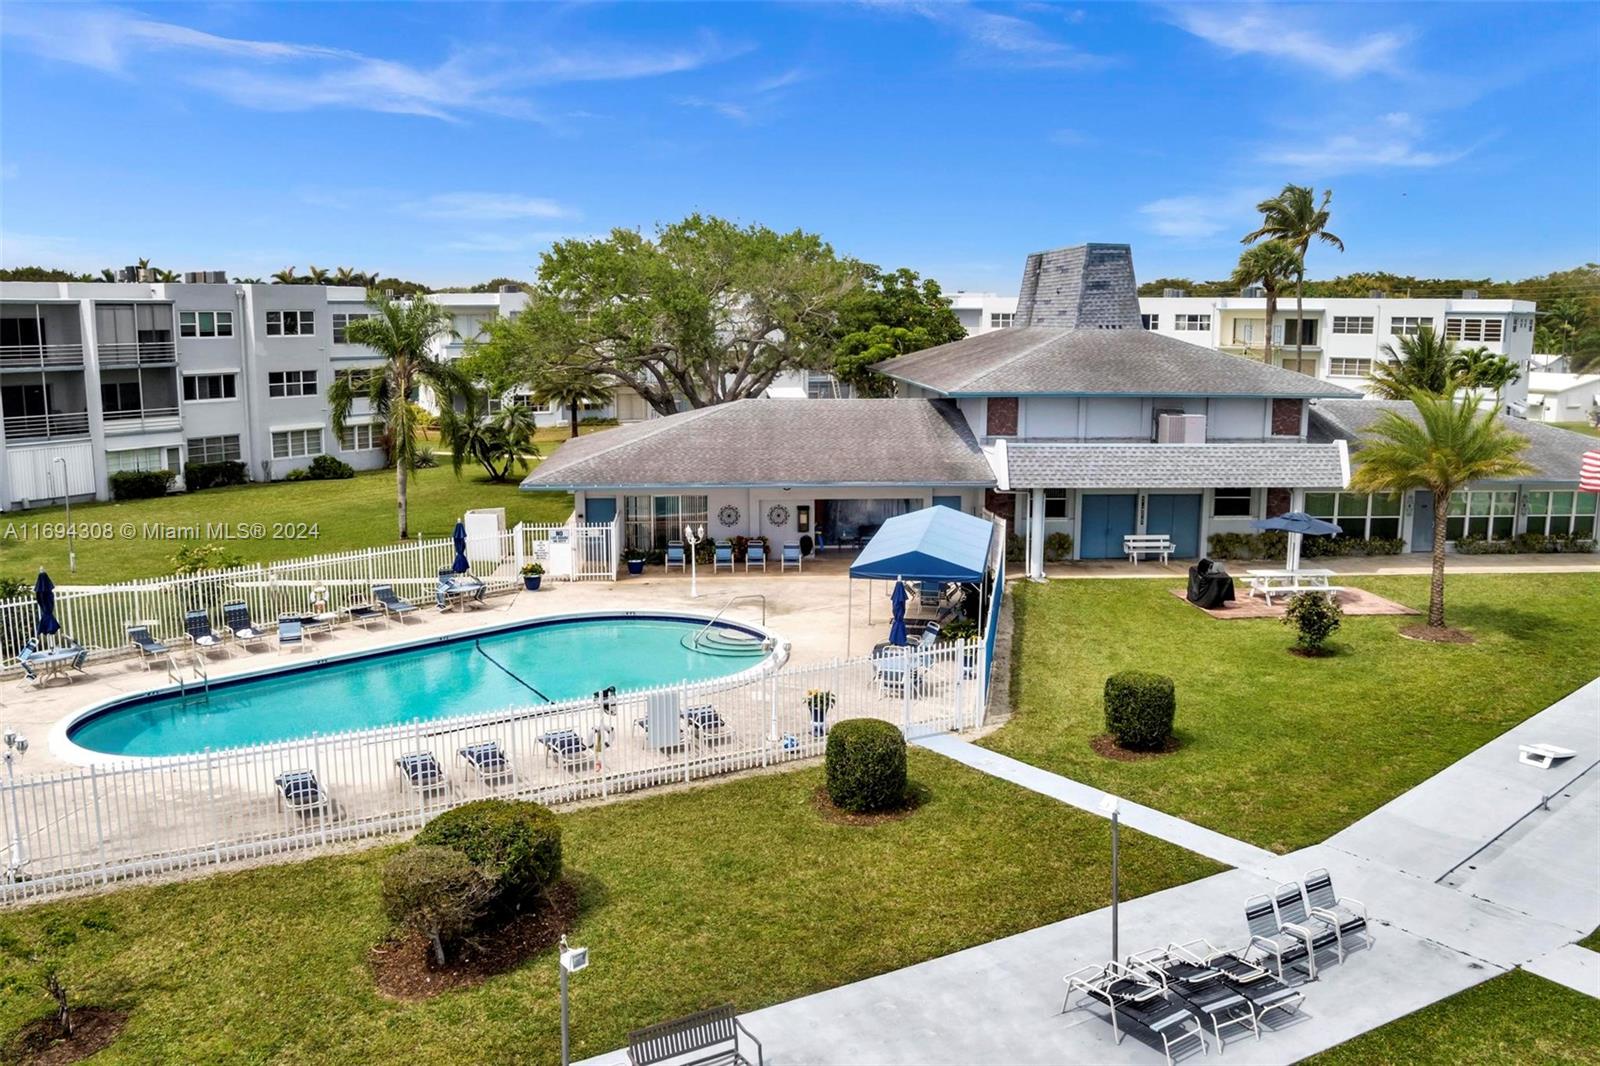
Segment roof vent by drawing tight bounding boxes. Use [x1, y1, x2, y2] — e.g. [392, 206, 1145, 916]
[1461, 289, 1479, 299]
[183, 272, 204, 284]
[1368, 290, 1387, 299]
[1162, 287, 1187, 299]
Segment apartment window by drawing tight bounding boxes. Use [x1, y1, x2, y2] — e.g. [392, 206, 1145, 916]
[1174, 314, 1211, 332]
[267, 370, 318, 397]
[1327, 358, 1374, 377]
[331, 312, 372, 344]
[265, 310, 315, 336]
[1, 317, 41, 348]
[1280, 318, 1319, 345]
[805, 372, 852, 399]
[1446, 489, 1518, 541]
[340, 423, 380, 451]
[105, 447, 170, 474]
[100, 380, 142, 414]
[1212, 487, 1254, 518]
[182, 373, 237, 401]
[1445, 317, 1503, 343]
[624, 494, 709, 552]
[1306, 491, 1402, 540]
[1043, 488, 1069, 519]
[1140, 313, 1159, 330]
[1390, 316, 1433, 337]
[186, 434, 241, 463]
[271, 428, 323, 459]
[333, 368, 375, 392]
[178, 310, 234, 338]
[1331, 316, 1374, 335]
[989, 312, 1015, 329]
[1524, 490, 1596, 538]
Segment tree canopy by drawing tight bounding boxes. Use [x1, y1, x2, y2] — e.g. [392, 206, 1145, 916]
[829, 267, 966, 397]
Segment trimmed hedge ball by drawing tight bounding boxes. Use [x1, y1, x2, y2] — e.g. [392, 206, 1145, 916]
[825, 719, 908, 813]
[415, 799, 561, 906]
[1103, 671, 1177, 751]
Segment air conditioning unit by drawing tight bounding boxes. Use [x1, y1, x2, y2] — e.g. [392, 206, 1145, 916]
[499, 283, 520, 293]
[1162, 287, 1187, 299]
[118, 266, 140, 283]
[1368, 289, 1387, 299]
[1461, 289, 1479, 299]
[1156, 413, 1207, 444]
[184, 272, 205, 284]
[207, 270, 228, 284]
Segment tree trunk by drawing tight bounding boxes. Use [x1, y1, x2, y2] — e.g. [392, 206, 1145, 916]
[569, 401, 580, 438]
[396, 461, 410, 540]
[1429, 489, 1448, 628]
[430, 929, 447, 967]
[47, 973, 71, 1037]
[1263, 288, 1276, 366]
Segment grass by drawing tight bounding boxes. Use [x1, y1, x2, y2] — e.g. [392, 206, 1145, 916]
[0, 751, 1221, 1062]
[985, 574, 1600, 854]
[1552, 421, 1600, 438]
[1306, 969, 1600, 1065]
[1582, 926, 1600, 952]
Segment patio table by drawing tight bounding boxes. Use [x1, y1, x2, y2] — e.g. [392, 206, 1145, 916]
[1244, 568, 1339, 605]
[26, 646, 86, 684]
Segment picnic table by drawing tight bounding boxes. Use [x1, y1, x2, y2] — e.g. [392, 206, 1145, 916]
[1244, 568, 1344, 606]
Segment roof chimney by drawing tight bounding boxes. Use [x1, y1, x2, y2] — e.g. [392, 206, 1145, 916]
[1013, 244, 1141, 329]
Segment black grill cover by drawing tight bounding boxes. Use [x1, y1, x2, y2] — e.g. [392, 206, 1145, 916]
[1187, 559, 1236, 608]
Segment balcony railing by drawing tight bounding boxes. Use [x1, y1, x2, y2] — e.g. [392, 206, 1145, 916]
[0, 343, 86, 371]
[97, 340, 178, 367]
[2, 411, 91, 440]
[102, 406, 182, 433]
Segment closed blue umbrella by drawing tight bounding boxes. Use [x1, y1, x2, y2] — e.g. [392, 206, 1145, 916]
[35, 569, 61, 639]
[888, 580, 909, 647]
[451, 520, 470, 574]
[1251, 511, 1342, 572]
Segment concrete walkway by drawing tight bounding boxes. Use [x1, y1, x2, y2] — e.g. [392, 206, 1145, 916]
[579, 677, 1600, 1065]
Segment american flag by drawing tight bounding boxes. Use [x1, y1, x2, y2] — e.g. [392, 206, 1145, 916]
[1581, 450, 1600, 494]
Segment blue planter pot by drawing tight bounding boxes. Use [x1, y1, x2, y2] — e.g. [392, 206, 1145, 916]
[523, 575, 542, 591]
[627, 559, 645, 575]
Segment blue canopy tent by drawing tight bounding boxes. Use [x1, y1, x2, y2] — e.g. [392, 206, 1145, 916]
[847, 507, 996, 656]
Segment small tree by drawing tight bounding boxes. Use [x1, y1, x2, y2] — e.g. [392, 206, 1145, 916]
[1283, 591, 1342, 653]
[0, 912, 116, 1039]
[380, 845, 493, 966]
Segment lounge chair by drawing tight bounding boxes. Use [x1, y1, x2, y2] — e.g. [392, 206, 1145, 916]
[275, 769, 330, 819]
[127, 625, 172, 669]
[1062, 961, 1206, 1066]
[682, 705, 734, 746]
[780, 542, 802, 572]
[745, 543, 766, 572]
[276, 615, 305, 653]
[873, 651, 922, 697]
[221, 601, 270, 652]
[1242, 894, 1316, 983]
[918, 581, 945, 611]
[458, 741, 515, 786]
[1126, 946, 1258, 1050]
[395, 752, 447, 794]
[1301, 870, 1371, 955]
[435, 568, 487, 611]
[540, 729, 593, 772]
[712, 541, 734, 573]
[346, 602, 386, 629]
[1171, 939, 1304, 1028]
[183, 609, 229, 658]
[373, 584, 421, 621]
[665, 541, 687, 572]
[1273, 881, 1351, 969]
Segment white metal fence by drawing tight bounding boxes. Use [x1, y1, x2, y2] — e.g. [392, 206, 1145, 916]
[511, 515, 619, 582]
[0, 643, 985, 904]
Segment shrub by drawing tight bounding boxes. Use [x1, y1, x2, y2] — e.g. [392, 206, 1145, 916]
[1103, 671, 1176, 751]
[938, 617, 980, 643]
[414, 445, 439, 469]
[0, 575, 29, 600]
[109, 469, 173, 500]
[307, 454, 356, 480]
[1005, 534, 1025, 564]
[519, 562, 545, 577]
[381, 845, 492, 966]
[1043, 532, 1073, 562]
[415, 799, 562, 908]
[183, 460, 249, 491]
[825, 719, 908, 813]
[1283, 591, 1343, 653]
[170, 543, 243, 575]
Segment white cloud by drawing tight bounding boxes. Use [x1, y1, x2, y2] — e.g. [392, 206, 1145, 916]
[905, 2, 1113, 70]
[676, 96, 752, 122]
[675, 65, 813, 124]
[1262, 112, 1468, 173]
[1167, 6, 1407, 79]
[407, 193, 575, 221]
[1137, 188, 1267, 240]
[442, 231, 593, 253]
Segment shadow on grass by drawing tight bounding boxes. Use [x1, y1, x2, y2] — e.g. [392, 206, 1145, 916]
[1444, 603, 1564, 642]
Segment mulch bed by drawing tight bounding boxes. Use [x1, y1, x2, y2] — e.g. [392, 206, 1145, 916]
[1287, 645, 1339, 658]
[369, 879, 580, 1001]
[7, 1008, 128, 1066]
[1398, 624, 1476, 645]
[810, 784, 926, 826]
[1090, 734, 1181, 762]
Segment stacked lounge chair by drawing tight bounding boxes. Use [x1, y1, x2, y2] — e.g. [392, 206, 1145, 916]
[1062, 961, 1206, 1066]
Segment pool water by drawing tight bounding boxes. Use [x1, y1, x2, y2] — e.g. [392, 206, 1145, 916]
[67, 616, 768, 758]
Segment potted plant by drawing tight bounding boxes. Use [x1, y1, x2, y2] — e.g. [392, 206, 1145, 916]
[627, 555, 646, 575]
[520, 562, 545, 591]
[806, 689, 835, 737]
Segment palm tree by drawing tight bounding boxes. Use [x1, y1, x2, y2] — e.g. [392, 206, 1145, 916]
[1243, 185, 1344, 372]
[307, 265, 330, 285]
[331, 296, 466, 539]
[439, 391, 540, 482]
[1228, 240, 1302, 366]
[98, 269, 115, 282]
[531, 350, 614, 438]
[333, 267, 358, 285]
[1367, 327, 1458, 399]
[151, 268, 180, 282]
[271, 267, 298, 285]
[1350, 391, 1533, 630]
[1539, 296, 1591, 358]
[1448, 347, 1522, 395]
[232, 276, 263, 284]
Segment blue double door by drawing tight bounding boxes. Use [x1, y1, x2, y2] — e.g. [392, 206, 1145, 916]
[1078, 493, 1203, 559]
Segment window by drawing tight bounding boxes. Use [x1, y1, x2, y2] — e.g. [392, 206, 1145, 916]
[1140, 313, 1159, 330]
[187, 434, 241, 463]
[1446, 489, 1518, 541]
[268, 370, 317, 397]
[0, 316, 41, 348]
[271, 428, 323, 459]
[105, 447, 170, 474]
[333, 368, 375, 392]
[1305, 491, 1402, 540]
[265, 310, 315, 336]
[1043, 488, 1069, 519]
[989, 312, 1015, 329]
[1445, 318, 1503, 343]
[1280, 318, 1318, 345]
[182, 373, 237, 401]
[100, 380, 142, 414]
[623, 494, 710, 552]
[805, 372, 852, 399]
[1390, 316, 1433, 337]
[179, 310, 234, 338]
[1524, 490, 1596, 538]
[1331, 316, 1373, 335]
[1212, 487, 1254, 518]
[340, 423, 380, 451]
[1174, 314, 1210, 332]
[1230, 318, 1263, 346]
[1327, 358, 1373, 377]
[331, 312, 372, 343]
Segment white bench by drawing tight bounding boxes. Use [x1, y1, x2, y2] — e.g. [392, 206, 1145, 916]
[1123, 534, 1174, 565]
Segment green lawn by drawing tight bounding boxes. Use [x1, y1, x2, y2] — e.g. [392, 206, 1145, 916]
[1553, 421, 1600, 438]
[0, 751, 1220, 1063]
[1306, 969, 1600, 1065]
[985, 574, 1600, 854]
[1582, 926, 1600, 952]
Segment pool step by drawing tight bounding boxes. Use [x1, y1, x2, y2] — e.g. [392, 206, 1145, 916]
[682, 629, 769, 657]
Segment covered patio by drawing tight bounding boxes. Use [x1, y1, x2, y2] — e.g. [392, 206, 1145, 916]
[846, 506, 998, 657]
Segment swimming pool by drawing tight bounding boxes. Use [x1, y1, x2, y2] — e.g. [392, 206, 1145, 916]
[61, 614, 777, 759]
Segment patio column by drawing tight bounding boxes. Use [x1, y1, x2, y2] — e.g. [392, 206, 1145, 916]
[1029, 488, 1046, 580]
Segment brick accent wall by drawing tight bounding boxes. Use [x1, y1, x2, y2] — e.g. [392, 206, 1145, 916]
[984, 489, 1016, 523]
[1271, 398, 1304, 437]
[986, 397, 1019, 436]
[1266, 488, 1292, 518]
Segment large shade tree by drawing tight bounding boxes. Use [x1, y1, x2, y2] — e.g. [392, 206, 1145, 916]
[1350, 391, 1533, 630]
[461, 307, 615, 438]
[1243, 185, 1344, 371]
[330, 296, 467, 539]
[830, 267, 966, 397]
[1227, 240, 1302, 366]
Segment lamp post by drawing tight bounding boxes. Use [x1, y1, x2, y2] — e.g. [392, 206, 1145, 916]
[683, 523, 705, 599]
[558, 933, 589, 1066]
[53, 457, 76, 574]
[2, 729, 29, 878]
[1098, 793, 1121, 963]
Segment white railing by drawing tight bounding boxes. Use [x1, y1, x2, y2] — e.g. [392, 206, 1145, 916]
[2, 411, 91, 440]
[96, 340, 177, 367]
[0, 343, 85, 370]
[102, 406, 182, 432]
[0, 642, 985, 903]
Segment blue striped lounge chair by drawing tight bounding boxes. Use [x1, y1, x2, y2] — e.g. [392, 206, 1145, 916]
[276, 615, 305, 653]
[184, 609, 229, 658]
[665, 541, 686, 572]
[712, 542, 734, 573]
[1061, 961, 1205, 1066]
[127, 625, 172, 670]
[222, 601, 269, 652]
[681, 705, 733, 746]
[540, 729, 593, 772]
[275, 769, 330, 820]
[372, 584, 420, 621]
[395, 752, 447, 794]
[458, 741, 515, 786]
[780, 543, 802, 572]
[745, 542, 767, 572]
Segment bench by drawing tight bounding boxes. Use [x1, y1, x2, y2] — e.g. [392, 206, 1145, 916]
[1123, 534, 1174, 565]
[627, 1003, 763, 1066]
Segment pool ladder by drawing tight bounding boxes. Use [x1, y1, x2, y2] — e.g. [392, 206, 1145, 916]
[167, 654, 211, 701]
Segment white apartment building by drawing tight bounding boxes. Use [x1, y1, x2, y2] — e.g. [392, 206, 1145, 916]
[945, 291, 1020, 336]
[1527, 371, 1600, 425]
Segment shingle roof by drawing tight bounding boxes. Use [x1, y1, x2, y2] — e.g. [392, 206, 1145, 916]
[1309, 399, 1597, 483]
[520, 399, 996, 491]
[875, 327, 1362, 399]
[1003, 441, 1349, 489]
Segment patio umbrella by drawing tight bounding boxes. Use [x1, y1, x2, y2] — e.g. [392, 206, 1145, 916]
[888, 580, 909, 647]
[1251, 512, 1342, 572]
[451, 520, 470, 575]
[35, 569, 61, 641]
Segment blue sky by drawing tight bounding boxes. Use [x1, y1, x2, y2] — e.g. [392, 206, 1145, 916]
[2, 2, 1596, 291]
